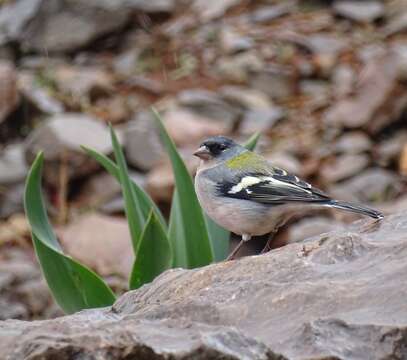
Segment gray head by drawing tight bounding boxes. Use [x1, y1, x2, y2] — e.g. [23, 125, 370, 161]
[193, 136, 244, 162]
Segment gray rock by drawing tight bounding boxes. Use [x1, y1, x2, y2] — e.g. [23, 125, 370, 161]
[287, 217, 344, 243]
[1, 212, 407, 359]
[250, 65, 296, 100]
[178, 89, 240, 129]
[193, 0, 242, 22]
[0, 144, 28, 185]
[334, 132, 372, 154]
[329, 168, 403, 203]
[321, 154, 370, 183]
[376, 131, 407, 166]
[239, 108, 284, 135]
[0, 183, 25, 219]
[0, 61, 19, 124]
[124, 111, 163, 171]
[0, 0, 41, 46]
[220, 86, 273, 110]
[125, 0, 175, 13]
[332, 64, 355, 98]
[24, 113, 112, 185]
[250, 2, 296, 24]
[218, 26, 254, 54]
[333, 1, 384, 23]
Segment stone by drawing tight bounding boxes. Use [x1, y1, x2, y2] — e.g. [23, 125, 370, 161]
[250, 65, 296, 100]
[124, 111, 163, 171]
[0, 0, 41, 45]
[333, 1, 385, 23]
[193, 0, 241, 22]
[24, 113, 112, 185]
[218, 26, 253, 54]
[125, 0, 175, 13]
[287, 217, 344, 243]
[0, 144, 28, 185]
[57, 213, 133, 279]
[332, 64, 356, 99]
[215, 51, 264, 83]
[177, 89, 240, 129]
[323, 54, 405, 132]
[329, 168, 403, 203]
[163, 108, 229, 146]
[334, 132, 372, 154]
[220, 86, 273, 110]
[376, 131, 407, 166]
[321, 154, 370, 183]
[250, 2, 296, 24]
[384, 12, 407, 36]
[18, 70, 64, 114]
[239, 108, 284, 135]
[1, 212, 407, 359]
[0, 184, 25, 219]
[0, 61, 19, 123]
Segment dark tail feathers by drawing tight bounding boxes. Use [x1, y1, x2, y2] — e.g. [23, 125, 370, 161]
[328, 200, 384, 220]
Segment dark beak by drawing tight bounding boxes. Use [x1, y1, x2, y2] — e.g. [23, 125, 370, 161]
[193, 146, 211, 160]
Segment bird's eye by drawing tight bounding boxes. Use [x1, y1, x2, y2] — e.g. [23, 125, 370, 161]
[219, 144, 227, 151]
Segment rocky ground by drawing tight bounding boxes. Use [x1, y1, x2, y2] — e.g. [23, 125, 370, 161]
[1, 212, 407, 360]
[0, 0, 406, 321]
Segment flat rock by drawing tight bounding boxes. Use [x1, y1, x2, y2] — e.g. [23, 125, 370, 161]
[24, 113, 112, 185]
[320, 154, 370, 183]
[1, 212, 407, 359]
[0, 61, 19, 123]
[333, 1, 384, 23]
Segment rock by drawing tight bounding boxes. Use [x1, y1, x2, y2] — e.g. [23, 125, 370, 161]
[376, 131, 407, 166]
[125, 0, 175, 13]
[321, 154, 370, 183]
[332, 64, 356, 99]
[329, 168, 403, 203]
[287, 217, 344, 243]
[250, 65, 296, 100]
[193, 0, 242, 22]
[0, 61, 19, 123]
[52, 64, 114, 101]
[299, 80, 331, 109]
[57, 213, 133, 279]
[333, 1, 384, 23]
[0, 248, 54, 320]
[177, 89, 239, 129]
[18, 70, 64, 114]
[124, 111, 163, 171]
[215, 51, 264, 83]
[220, 86, 273, 110]
[0, 0, 41, 45]
[163, 108, 229, 146]
[0, 213, 30, 245]
[323, 54, 405, 132]
[25, 113, 112, 185]
[384, 11, 407, 36]
[218, 26, 253, 54]
[2, 212, 407, 359]
[0, 184, 25, 219]
[250, 2, 296, 24]
[239, 108, 284, 135]
[0, 144, 28, 185]
[334, 132, 372, 154]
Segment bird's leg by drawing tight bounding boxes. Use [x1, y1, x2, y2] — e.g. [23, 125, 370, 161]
[260, 228, 278, 254]
[226, 234, 251, 261]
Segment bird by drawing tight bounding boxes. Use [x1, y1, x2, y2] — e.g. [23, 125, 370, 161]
[193, 136, 384, 260]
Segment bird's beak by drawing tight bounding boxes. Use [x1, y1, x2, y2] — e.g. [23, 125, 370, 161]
[193, 146, 211, 160]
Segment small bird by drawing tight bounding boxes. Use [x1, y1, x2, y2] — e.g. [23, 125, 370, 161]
[193, 136, 383, 260]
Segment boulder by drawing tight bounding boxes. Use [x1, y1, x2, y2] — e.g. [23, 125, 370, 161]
[1, 212, 407, 359]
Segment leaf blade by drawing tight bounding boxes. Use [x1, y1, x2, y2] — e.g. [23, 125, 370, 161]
[24, 153, 115, 314]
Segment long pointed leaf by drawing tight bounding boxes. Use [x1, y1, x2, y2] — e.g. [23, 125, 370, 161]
[82, 145, 166, 228]
[110, 126, 146, 252]
[203, 132, 261, 261]
[129, 211, 172, 289]
[152, 108, 213, 268]
[24, 153, 115, 314]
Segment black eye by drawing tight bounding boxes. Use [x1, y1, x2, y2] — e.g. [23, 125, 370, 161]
[219, 144, 227, 151]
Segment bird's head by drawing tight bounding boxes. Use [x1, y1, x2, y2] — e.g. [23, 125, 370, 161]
[193, 136, 244, 163]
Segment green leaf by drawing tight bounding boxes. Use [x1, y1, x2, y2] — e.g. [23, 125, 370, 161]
[243, 132, 261, 151]
[24, 153, 115, 314]
[203, 132, 261, 261]
[82, 145, 166, 229]
[152, 108, 213, 268]
[129, 211, 172, 289]
[110, 126, 145, 252]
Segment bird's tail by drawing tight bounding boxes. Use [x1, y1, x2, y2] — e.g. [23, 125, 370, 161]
[328, 200, 384, 220]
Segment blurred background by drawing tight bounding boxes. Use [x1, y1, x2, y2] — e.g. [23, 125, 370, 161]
[0, 0, 406, 321]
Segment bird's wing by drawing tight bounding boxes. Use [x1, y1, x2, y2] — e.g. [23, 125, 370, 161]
[217, 168, 330, 205]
